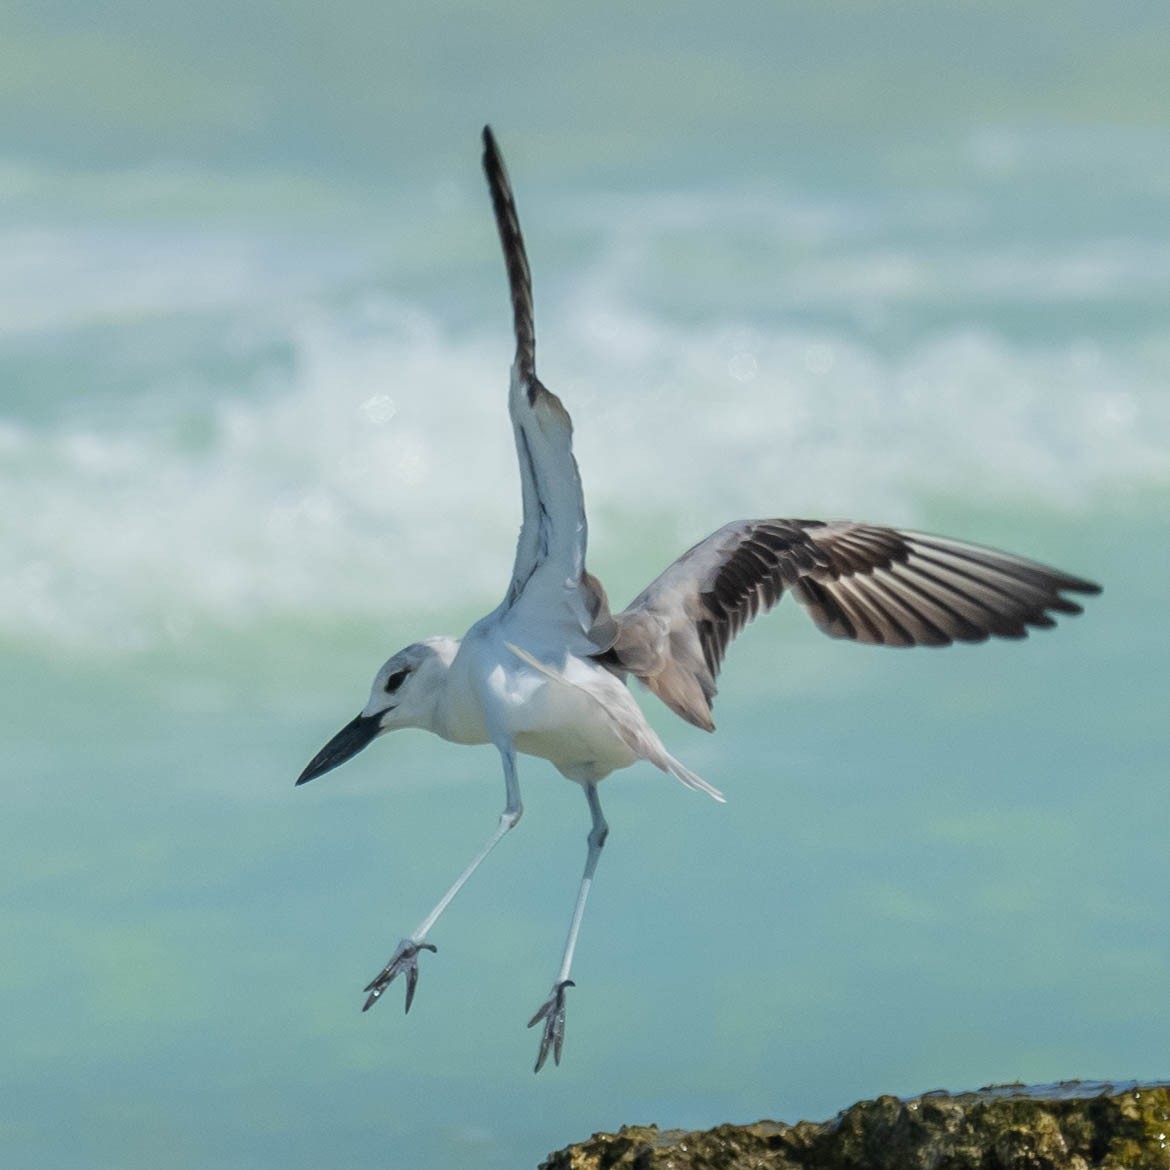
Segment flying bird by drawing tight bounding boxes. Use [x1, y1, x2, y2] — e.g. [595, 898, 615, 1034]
[296, 126, 1100, 1072]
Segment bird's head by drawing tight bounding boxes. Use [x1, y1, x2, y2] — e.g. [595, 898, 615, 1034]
[295, 637, 457, 786]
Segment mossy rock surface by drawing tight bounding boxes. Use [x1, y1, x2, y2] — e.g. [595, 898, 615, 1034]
[541, 1081, 1170, 1170]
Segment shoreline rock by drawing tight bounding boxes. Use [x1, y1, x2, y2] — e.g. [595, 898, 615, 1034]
[540, 1080, 1170, 1170]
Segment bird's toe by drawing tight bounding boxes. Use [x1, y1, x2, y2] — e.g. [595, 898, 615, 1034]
[528, 979, 574, 1072]
[362, 939, 437, 1013]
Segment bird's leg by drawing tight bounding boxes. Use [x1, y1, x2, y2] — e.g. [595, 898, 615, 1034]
[362, 748, 523, 1012]
[528, 781, 608, 1072]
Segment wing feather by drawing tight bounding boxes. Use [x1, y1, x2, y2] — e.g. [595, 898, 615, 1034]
[481, 126, 615, 650]
[482, 125, 535, 386]
[603, 519, 1100, 730]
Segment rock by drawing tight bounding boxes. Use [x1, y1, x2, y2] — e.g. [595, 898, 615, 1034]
[540, 1081, 1170, 1170]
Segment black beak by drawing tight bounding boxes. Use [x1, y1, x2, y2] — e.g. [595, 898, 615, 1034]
[296, 713, 383, 786]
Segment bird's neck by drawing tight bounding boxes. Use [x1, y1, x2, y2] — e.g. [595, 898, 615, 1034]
[427, 636, 493, 747]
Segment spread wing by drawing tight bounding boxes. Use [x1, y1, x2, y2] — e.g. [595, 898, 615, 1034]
[603, 519, 1101, 731]
[481, 126, 615, 650]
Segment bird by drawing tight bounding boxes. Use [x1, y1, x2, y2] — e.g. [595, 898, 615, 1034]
[296, 125, 1101, 1073]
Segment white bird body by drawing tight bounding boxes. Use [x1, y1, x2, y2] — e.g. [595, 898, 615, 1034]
[296, 126, 1100, 1072]
[447, 628, 607, 762]
[495, 661, 641, 785]
[390, 617, 672, 784]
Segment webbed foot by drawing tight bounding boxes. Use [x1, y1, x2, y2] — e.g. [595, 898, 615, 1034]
[362, 938, 437, 1012]
[527, 979, 574, 1072]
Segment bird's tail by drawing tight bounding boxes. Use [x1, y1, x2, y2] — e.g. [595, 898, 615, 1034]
[661, 754, 726, 803]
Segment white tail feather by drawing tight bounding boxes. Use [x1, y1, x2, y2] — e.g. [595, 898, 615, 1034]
[663, 755, 726, 803]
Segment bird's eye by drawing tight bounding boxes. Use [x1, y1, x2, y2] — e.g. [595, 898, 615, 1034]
[384, 669, 409, 694]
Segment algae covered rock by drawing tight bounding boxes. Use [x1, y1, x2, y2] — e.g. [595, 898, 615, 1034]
[540, 1081, 1170, 1170]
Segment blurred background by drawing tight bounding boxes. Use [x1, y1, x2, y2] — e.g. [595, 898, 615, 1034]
[3, 2, 1168, 1167]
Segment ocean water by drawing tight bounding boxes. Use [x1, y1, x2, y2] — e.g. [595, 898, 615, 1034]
[3, 5, 1170, 1168]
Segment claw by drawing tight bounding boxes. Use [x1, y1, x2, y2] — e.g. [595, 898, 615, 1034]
[361, 940, 437, 1013]
[527, 979, 574, 1072]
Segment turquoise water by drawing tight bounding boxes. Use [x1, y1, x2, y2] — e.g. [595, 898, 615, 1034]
[3, 5, 1169, 1168]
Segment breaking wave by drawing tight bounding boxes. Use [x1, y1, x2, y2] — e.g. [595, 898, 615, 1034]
[2, 170, 1166, 654]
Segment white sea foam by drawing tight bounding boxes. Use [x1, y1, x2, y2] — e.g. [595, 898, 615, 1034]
[2, 187, 1168, 654]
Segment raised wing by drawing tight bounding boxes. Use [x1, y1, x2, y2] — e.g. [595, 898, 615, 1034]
[603, 519, 1101, 731]
[481, 127, 614, 651]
